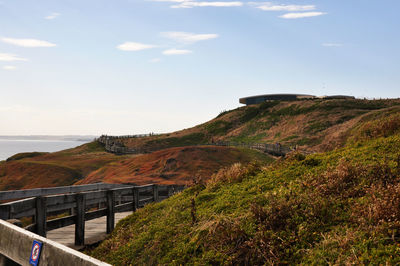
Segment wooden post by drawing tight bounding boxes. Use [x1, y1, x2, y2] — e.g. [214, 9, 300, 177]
[0, 204, 11, 220]
[75, 193, 85, 246]
[132, 187, 139, 212]
[167, 186, 173, 197]
[106, 190, 115, 234]
[153, 185, 159, 202]
[35, 196, 47, 237]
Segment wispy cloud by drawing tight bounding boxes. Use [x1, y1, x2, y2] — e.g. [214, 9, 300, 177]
[163, 49, 192, 55]
[149, 58, 161, 63]
[0, 53, 28, 62]
[45, 12, 60, 20]
[3, 65, 16, 70]
[161, 32, 218, 43]
[151, 0, 186, 2]
[1, 37, 56, 47]
[279, 12, 327, 19]
[171, 1, 243, 8]
[250, 3, 315, 11]
[322, 43, 343, 47]
[117, 42, 158, 51]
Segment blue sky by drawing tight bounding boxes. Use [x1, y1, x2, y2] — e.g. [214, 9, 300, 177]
[0, 0, 399, 135]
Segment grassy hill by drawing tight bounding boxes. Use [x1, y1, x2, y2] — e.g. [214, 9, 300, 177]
[0, 143, 272, 190]
[1, 98, 399, 192]
[77, 146, 273, 186]
[121, 98, 400, 153]
[0, 142, 126, 190]
[89, 108, 400, 264]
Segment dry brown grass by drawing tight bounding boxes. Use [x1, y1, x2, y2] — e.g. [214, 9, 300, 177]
[307, 159, 369, 198]
[354, 113, 400, 141]
[78, 146, 267, 186]
[206, 162, 261, 190]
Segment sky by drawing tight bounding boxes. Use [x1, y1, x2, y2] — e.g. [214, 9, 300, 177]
[0, 0, 399, 135]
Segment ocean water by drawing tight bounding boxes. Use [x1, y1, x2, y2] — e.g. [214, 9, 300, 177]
[0, 139, 88, 161]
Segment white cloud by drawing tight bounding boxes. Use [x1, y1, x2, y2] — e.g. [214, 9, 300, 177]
[279, 12, 327, 19]
[1, 37, 56, 47]
[117, 42, 158, 51]
[161, 32, 218, 43]
[45, 12, 60, 20]
[0, 53, 28, 62]
[163, 49, 192, 55]
[250, 3, 315, 11]
[151, 0, 186, 2]
[322, 43, 343, 47]
[171, 1, 243, 8]
[149, 58, 161, 63]
[2, 65, 16, 70]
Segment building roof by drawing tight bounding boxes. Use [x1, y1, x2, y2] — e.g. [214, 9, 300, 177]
[239, 93, 316, 104]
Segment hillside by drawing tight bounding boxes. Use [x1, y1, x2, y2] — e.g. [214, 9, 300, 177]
[89, 108, 400, 264]
[77, 146, 273, 185]
[0, 143, 272, 191]
[1, 98, 399, 192]
[119, 98, 400, 153]
[0, 142, 126, 190]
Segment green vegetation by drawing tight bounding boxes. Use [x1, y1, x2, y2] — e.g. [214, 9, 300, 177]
[305, 121, 333, 134]
[144, 133, 207, 150]
[90, 109, 400, 265]
[120, 99, 400, 151]
[84, 141, 106, 152]
[6, 152, 48, 162]
[229, 133, 267, 143]
[204, 121, 233, 136]
[281, 135, 298, 141]
[216, 108, 237, 118]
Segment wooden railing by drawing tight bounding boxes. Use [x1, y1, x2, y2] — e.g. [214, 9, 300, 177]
[0, 183, 128, 201]
[0, 219, 111, 265]
[209, 141, 293, 156]
[97, 137, 297, 157]
[0, 183, 184, 246]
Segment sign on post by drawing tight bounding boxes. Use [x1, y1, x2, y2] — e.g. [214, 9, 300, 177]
[29, 240, 43, 266]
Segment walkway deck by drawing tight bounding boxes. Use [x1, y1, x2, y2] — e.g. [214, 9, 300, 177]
[47, 211, 132, 250]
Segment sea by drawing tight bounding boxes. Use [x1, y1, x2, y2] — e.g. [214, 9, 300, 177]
[0, 138, 91, 161]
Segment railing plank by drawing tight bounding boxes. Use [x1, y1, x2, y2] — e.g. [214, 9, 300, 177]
[0, 183, 130, 201]
[85, 208, 107, 221]
[139, 197, 154, 207]
[115, 202, 134, 213]
[47, 215, 76, 231]
[1, 198, 36, 219]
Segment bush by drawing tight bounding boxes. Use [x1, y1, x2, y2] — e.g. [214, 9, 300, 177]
[352, 113, 400, 141]
[207, 162, 261, 190]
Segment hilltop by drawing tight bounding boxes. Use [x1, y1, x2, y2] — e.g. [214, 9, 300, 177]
[119, 98, 400, 153]
[89, 105, 400, 264]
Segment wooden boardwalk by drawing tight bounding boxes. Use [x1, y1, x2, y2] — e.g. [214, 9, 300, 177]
[1, 183, 184, 253]
[47, 211, 132, 250]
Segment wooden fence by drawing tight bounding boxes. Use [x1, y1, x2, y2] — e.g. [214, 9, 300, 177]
[209, 141, 293, 156]
[0, 183, 184, 246]
[97, 137, 297, 157]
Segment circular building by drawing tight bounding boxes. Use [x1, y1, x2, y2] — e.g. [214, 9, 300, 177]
[239, 93, 316, 105]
